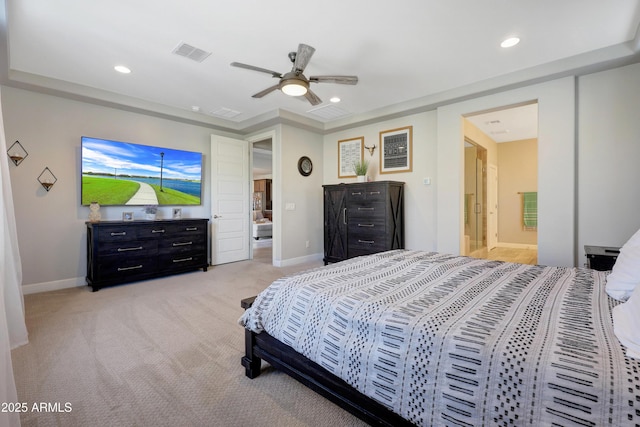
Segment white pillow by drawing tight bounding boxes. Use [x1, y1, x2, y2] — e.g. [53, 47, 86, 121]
[612, 284, 640, 359]
[606, 229, 640, 301]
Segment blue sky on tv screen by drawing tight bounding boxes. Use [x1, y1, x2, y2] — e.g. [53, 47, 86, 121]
[82, 137, 202, 182]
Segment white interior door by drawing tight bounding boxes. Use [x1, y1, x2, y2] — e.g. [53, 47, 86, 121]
[488, 164, 498, 250]
[210, 135, 249, 265]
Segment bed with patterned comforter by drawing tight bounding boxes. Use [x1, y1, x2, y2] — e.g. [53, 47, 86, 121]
[240, 250, 640, 426]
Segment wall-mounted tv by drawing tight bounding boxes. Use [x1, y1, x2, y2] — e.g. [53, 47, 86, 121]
[81, 136, 203, 206]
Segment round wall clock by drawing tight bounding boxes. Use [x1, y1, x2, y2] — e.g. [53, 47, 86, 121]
[297, 156, 313, 176]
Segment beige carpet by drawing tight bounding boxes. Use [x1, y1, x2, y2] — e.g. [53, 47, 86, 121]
[12, 255, 366, 427]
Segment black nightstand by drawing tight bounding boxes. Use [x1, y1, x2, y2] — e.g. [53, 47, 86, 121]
[584, 245, 621, 271]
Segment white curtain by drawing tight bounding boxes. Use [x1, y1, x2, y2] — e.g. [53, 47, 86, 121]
[0, 89, 28, 427]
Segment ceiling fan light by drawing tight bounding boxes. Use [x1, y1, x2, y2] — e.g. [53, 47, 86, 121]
[281, 81, 308, 96]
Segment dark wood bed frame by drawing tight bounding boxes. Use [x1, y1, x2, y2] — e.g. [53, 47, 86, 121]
[241, 297, 414, 427]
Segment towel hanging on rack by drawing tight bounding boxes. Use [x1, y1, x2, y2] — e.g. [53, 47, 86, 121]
[522, 192, 537, 231]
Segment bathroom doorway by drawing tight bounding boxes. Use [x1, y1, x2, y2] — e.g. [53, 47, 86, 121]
[463, 102, 539, 264]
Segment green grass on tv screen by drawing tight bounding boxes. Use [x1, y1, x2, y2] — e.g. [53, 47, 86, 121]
[82, 176, 200, 206]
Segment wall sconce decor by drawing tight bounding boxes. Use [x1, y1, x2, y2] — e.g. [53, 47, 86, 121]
[37, 167, 57, 191]
[7, 140, 28, 166]
[364, 144, 376, 156]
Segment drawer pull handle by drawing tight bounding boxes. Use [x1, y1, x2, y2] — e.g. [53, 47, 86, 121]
[358, 207, 375, 211]
[351, 192, 362, 195]
[358, 239, 375, 244]
[173, 241, 193, 247]
[118, 265, 143, 271]
[110, 232, 127, 236]
[186, 227, 198, 231]
[358, 224, 374, 227]
[152, 229, 165, 233]
[173, 257, 193, 263]
[117, 246, 143, 252]
[368, 191, 381, 195]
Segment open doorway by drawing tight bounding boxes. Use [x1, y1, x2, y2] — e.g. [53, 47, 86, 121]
[251, 138, 273, 263]
[463, 102, 538, 264]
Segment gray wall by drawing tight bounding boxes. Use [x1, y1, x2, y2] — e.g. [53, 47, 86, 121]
[577, 62, 640, 261]
[2, 86, 220, 290]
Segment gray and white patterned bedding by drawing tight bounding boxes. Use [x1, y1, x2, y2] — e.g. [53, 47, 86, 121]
[240, 250, 640, 426]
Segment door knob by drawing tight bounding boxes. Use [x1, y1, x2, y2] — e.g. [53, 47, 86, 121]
[213, 215, 222, 219]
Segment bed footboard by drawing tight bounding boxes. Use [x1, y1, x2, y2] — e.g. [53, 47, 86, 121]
[240, 296, 414, 427]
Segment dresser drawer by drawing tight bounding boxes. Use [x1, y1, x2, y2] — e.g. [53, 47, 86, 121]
[97, 256, 157, 279]
[158, 252, 208, 270]
[348, 237, 387, 257]
[347, 185, 387, 202]
[347, 216, 386, 235]
[148, 222, 207, 237]
[137, 224, 174, 239]
[347, 202, 386, 219]
[97, 240, 158, 257]
[159, 236, 206, 255]
[97, 226, 138, 242]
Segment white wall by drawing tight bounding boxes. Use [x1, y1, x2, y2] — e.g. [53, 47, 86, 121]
[2, 86, 223, 292]
[577, 62, 640, 261]
[274, 124, 324, 265]
[437, 77, 576, 267]
[323, 111, 438, 252]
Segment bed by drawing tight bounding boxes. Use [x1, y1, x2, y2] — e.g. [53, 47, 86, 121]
[239, 249, 640, 426]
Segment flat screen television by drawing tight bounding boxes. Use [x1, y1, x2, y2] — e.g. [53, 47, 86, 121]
[81, 136, 203, 206]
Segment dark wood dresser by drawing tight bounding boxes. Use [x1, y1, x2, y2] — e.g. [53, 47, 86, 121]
[323, 181, 404, 264]
[86, 219, 209, 291]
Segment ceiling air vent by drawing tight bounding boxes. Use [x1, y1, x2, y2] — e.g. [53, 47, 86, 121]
[172, 42, 211, 62]
[210, 107, 242, 119]
[308, 104, 351, 120]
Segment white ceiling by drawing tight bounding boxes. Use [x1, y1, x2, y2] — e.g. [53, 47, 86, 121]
[466, 103, 539, 143]
[3, 1, 640, 134]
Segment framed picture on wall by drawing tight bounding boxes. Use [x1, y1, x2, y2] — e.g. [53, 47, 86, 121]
[338, 136, 364, 178]
[380, 126, 413, 173]
[380, 126, 413, 174]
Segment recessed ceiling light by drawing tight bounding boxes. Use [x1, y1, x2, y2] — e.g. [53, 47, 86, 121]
[330, 97, 341, 103]
[500, 37, 520, 48]
[114, 65, 131, 74]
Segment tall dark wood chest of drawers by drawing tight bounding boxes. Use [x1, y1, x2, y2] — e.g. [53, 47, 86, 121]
[323, 181, 404, 264]
[86, 219, 209, 291]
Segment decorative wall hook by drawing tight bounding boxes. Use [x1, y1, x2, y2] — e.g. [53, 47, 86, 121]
[364, 144, 376, 156]
[37, 167, 57, 191]
[7, 140, 28, 166]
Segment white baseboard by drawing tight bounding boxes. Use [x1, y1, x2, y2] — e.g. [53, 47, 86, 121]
[22, 277, 87, 295]
[496, 242, 538, 250]
[274, 252, 324, 267]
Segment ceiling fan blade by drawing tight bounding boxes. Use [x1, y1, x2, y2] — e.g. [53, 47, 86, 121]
[304, 89, 322, 106]
[309, 75, 358, 85]
[293, 44, 315, 73]
[252, 84, 280, 99]
[231, 62, 282, 78]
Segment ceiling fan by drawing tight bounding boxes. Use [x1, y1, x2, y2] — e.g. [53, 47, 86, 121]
[230, 43, 358, 106]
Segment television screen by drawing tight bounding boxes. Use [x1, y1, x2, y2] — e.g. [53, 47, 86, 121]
[81, 136, 203, 206]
